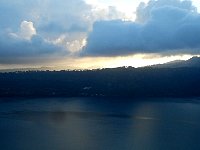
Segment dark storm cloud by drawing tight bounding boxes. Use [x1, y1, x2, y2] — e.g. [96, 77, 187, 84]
[0, 0, 90, 64]
[82, 0, 200, 56]
[0, 0, 126, 64]
[0, 33, 65, 64]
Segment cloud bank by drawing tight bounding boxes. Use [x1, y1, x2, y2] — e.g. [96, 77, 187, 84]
[83, 0, 200, 56]
[0, 19, 65, 64]
[1, 0, 200, 65]
[0, 0, 126, 64]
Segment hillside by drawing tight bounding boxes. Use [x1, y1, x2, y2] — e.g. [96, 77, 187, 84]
[153, 57, 200, 68]
[0, 67, 200, 98]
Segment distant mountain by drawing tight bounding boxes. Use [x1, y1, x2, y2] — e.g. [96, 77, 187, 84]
[152, 57, 200, 68]
[0, 66, 75, 73]
[0, 67, 55, 73]
[1, 57, 200, 73]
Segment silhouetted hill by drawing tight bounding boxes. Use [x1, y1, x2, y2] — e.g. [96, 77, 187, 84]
[153, 57, 200, 68]
[0, 66, 200, 98]
[0, 67, 67, 73]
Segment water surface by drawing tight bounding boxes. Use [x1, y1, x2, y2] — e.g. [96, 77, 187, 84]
[0, 97, 200, 150]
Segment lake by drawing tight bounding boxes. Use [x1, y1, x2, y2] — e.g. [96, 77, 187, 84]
[0, 97, 200, 150]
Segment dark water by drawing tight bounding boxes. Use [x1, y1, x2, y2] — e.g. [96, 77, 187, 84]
[0, 97, 200, 150]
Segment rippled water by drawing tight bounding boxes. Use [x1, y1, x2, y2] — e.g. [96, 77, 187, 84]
[0, 97, 200, 150]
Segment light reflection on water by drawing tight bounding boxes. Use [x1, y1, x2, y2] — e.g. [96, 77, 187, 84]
[0, 97, 200, 150]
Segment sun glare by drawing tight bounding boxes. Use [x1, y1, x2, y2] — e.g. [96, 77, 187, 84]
[54, 54, 194, 70]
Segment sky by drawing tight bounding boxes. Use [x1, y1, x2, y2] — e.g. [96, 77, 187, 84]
[0, 0, 200, 69]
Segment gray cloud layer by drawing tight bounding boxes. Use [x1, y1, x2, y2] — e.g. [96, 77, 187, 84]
[0, 32, 65, 64]
[83, 0, 200, 56]
[0, 0, 69, 64]
[0, 0, 126, 64]
[1, 0, 200, 65]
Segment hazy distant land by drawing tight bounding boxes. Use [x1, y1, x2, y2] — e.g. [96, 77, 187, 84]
[0, 57, 200, 98]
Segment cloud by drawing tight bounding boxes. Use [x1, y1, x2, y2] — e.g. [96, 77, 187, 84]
[135, 0, 196, 23]
[0, 0, 69, 64]
[2, 0, 199, 65]
[82, 0, 200, 56]
[0, 34, 65, 64]
[0, 0, 127, 64]
[35, 0, 126, 52]
[10, 21, 37, 40]
[0, 22, 65, 64]
[19, 21, 36, 40]
[37, 0, 93, 35]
